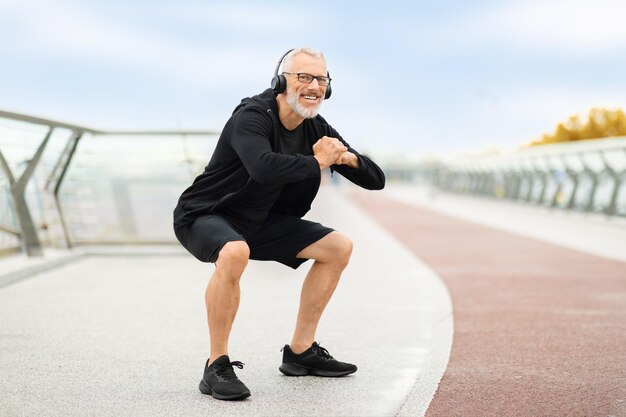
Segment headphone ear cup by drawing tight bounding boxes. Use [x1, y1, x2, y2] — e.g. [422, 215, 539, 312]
[324, 71, 332, 100]
[271, 74, 287, 95]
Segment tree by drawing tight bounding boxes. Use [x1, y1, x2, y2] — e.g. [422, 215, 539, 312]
[530, 108, 626, 146]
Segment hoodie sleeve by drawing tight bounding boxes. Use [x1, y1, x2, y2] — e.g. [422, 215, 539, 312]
[229, 108, 321, 184]
[327, 125, 386, 190]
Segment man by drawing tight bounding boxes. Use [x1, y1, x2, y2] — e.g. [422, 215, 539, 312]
[173, 48, 385, 401]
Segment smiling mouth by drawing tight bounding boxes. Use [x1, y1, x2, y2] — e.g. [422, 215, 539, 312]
[301, 94, 319, 103]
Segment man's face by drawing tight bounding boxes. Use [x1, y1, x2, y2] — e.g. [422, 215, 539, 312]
[284, 53, 328, 119]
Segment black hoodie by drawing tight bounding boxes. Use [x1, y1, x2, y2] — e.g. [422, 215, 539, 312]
[173, 89, 385, 231]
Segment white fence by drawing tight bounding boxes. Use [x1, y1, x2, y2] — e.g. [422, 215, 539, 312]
[0, 110, 218, 256]
[433, 137, 626, 216]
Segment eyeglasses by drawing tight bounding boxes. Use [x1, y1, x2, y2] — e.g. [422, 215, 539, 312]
[282, 72, 331, 87]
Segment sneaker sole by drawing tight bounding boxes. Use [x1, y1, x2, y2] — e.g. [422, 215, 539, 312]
[199, 379, 251, 401]
[279, 363, 357, 377]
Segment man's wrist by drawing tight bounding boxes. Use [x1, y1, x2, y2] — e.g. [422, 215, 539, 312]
[348, 153, 360, 169]
[314, 155, 329, 170]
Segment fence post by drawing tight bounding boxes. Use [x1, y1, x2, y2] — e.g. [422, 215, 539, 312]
[4, 127, 54, 256]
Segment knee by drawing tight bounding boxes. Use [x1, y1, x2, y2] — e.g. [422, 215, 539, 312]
[332, 233, 353, 268]
[216, 241, 250, 276]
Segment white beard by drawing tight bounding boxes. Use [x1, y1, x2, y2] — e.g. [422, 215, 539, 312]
[286, 88, 323, 119]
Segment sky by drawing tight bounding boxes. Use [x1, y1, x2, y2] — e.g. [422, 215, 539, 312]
[1, 0, 626, 159]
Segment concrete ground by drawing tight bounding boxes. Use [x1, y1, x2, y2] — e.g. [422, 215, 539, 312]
[0, 186, 452, 417]
[4, 183, 624, 416]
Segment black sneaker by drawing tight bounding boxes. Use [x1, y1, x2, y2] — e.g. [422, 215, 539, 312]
[279, 342, 357, 377]
[199, 355, 251, 400]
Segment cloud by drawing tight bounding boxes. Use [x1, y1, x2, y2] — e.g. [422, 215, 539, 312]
[479, 0, 626, 51]
[439, 86, 626, 153]
[152, 2, 302, 34]
[405, 0, 626, 53]
[0, 0, 290, 88]
[498, 86, 626, 137]
[336, 84, 626, 158]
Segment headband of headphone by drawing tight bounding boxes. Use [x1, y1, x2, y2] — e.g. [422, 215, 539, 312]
[270, 49, 332, 100]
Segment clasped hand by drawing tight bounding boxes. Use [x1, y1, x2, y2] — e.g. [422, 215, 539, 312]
[313, 136, 358, 169]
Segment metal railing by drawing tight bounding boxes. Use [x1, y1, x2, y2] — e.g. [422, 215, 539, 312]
[0, 109, 219, 257]
[430, 137, 626, 216]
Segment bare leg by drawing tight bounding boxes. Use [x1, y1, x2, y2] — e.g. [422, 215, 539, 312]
[290, 232, 353, 353]
[205, 241, 249, 365]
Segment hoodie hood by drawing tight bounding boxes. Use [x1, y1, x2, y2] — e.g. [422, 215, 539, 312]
[233, 88, 278, 116]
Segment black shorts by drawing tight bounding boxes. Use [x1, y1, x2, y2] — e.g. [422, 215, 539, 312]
[174, 212, 334, 269]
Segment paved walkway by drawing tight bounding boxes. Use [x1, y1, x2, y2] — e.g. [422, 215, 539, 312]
[4, 183, 624, 416]
[351, 184, 626, 417]
[0, 186, 452, 417]
[382, 183, 626, 263]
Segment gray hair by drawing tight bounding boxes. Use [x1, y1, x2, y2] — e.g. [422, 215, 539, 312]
[281, 48, 326, 73]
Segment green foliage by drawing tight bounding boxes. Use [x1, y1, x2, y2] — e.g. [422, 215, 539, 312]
[530, 108, 626, 146]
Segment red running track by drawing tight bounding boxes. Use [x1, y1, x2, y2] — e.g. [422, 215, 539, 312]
[350, 191, 626, 417]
